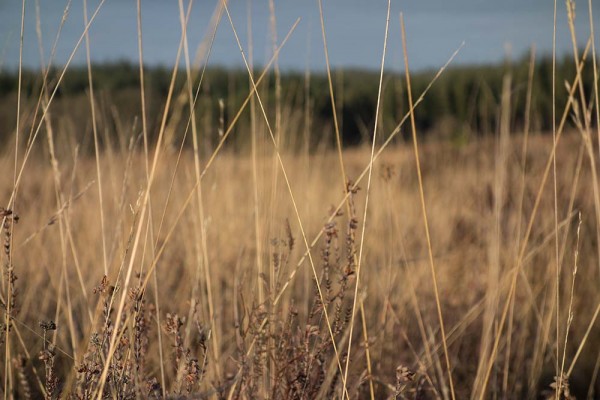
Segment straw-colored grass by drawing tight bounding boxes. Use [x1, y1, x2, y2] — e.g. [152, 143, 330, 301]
[1, 131, 599, 398]
[2, 1, 600, 399]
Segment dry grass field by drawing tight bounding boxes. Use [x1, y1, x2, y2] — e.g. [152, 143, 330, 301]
[2, 131, 600, 399]
[2, 1, 600, 399]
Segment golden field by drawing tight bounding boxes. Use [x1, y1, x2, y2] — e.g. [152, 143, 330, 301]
[1, 126, 600, 398]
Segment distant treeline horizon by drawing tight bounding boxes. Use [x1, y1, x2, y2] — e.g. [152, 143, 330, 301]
[0, 54, 594, 152]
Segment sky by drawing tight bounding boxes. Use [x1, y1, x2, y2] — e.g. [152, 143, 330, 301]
[0, 1, 599, 72]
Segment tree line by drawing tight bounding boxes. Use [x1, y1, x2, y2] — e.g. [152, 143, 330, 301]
[0, 54, 594, 152]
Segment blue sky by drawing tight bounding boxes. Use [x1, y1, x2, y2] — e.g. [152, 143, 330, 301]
[0, 1, 599, 72]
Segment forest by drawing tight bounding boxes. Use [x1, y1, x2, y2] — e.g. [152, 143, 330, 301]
[0, 54, 592, 152]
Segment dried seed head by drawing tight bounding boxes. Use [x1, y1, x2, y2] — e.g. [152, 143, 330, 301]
[39, 320, 57, 331]
[396, 365, 415, 383]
